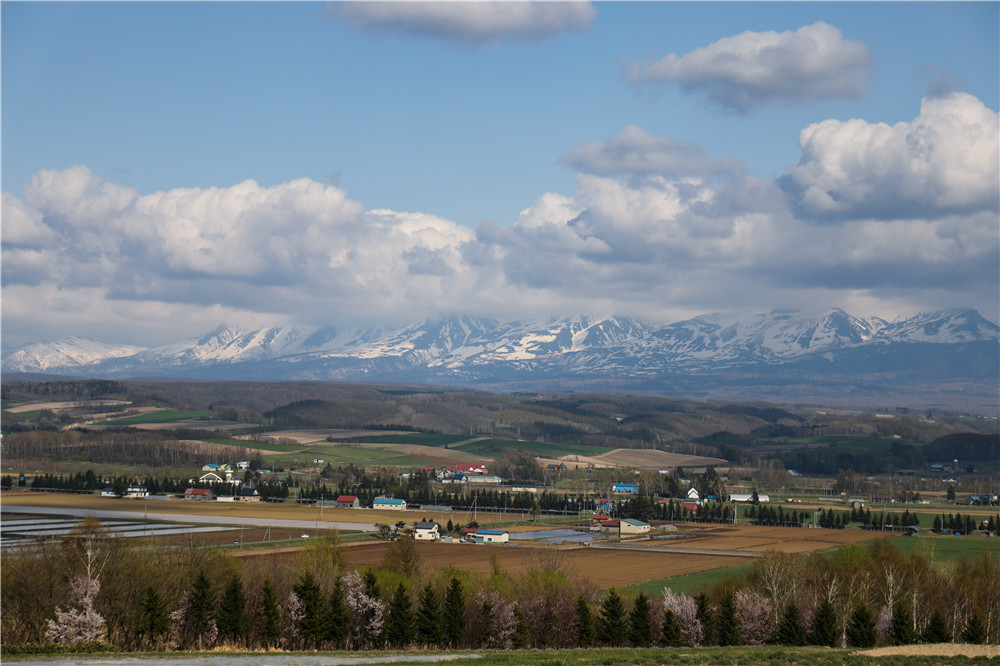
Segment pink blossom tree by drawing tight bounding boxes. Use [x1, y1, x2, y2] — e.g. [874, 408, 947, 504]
[661, 588, 702, 647]
[45, 575, 107, 644]
[342, 570, 384, 649]
[471, 589, 517, 649]
[735, 589, 775, 645]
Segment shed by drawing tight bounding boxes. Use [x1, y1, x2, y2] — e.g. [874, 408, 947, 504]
[336, 495, 360, 508]
[620, 518, 651, 536]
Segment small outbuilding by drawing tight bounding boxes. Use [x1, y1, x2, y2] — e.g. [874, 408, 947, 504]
[335, 495, 360, 508]
[619, 518, 651, 536]
[474, 529, 509, 544]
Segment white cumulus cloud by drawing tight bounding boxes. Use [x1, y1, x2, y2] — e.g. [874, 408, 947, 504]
[623, 21, 872, 111]
[788, 92, 1000, 219]
[328, 1, 596, 45]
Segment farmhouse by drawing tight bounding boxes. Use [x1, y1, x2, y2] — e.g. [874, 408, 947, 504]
[414, 521, 440, 541]
[199, 472, 225, 484]
[686, 487, 700, 501]
[184, 488, 213, 501]
[126, 485, 148, 498]
[620, 518, 651, 536]
[613, 484, 638, 494]
[238, 487, 260, 502]
[373, 497, 407, 510]
[335, 495, 360, 508]
[680, 501, 699, 512]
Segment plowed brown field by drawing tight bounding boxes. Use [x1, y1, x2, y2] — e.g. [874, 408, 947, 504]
[648, 523, 895, 554]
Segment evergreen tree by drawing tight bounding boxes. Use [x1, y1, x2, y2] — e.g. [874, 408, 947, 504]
[183, 570, 215, 649]
[809, 599, 839, 647]
[695, 592, 716, 646]
[597, 588, 627, 646]
[888, 601, 915, 646]
[921, 609, 952, 643]
[962, 612, 986, 644]
[845, 602, 876, 648]
[216, 575, 249, 646]
[575, 595, 594, 647]
[260, 579, 281, 648]
[661, 609, 683, 647]
[443, 578, 466, 647]
[293, 572, 326, 648]
[385, 582, 415, 647]
[512, 605, 531, 648]
[628, 592, 654, 647]
[134, 586, 169, 647]
[416, 583, 443, 646]
[715, 591, 741, 647]
[773, 602, 807, 646]
[326, 578, 351, 648]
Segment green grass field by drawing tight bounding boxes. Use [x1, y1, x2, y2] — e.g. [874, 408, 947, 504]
[625, 562, 755, 598]
[887, 534, 1000, 561]
[364, 433, 472, 447]
[96, 409, 215, 425]
[454, 437, 613, 459]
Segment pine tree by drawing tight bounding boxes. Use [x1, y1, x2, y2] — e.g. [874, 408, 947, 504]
[293, 572, 326, 648]
[135, 586, 169, 647]
[809, 599, 839, 647]
[962, 612, 986, 644]
[443, 578, 466, 647]
[326, 578, 351, 648]
[183, 570, 215, 649]
[575, 595, 594, 647]
[715, 591, 741, 646]
[416, 583, 443, 646]
[597, 588, 627, 646]
[385, 582, 415, 647]
[888, 601, 915, 646]
[260, 579, 281, 648]
[845, 602, 876, 648]
[921, 609, 952, 643]
[628, 592, 654, 646]
[695, 592, 716, 645]
[512, 605, 531, 648]
[661, 609, 683, 647]
[773, 601, 807, 646]
[216, 575, 249, 646]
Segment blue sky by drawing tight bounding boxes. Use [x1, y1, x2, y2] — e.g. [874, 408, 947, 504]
[2, 2, 998, 348]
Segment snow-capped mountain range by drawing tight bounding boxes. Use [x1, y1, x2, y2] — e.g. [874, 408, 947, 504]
[5, 309, 997, 388]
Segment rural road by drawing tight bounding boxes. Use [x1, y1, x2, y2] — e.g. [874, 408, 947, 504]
[0, 505, 378, 533]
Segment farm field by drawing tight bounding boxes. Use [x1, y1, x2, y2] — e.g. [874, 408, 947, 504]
[535, 448, 727, 471]
[251, 539, 751, 590]
[95, 409, 216, 425]
[642, 523, 898, 554]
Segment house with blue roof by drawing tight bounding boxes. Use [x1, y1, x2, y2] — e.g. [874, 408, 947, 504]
[373, 497, 407, 510]
[473, 529, 509, 544]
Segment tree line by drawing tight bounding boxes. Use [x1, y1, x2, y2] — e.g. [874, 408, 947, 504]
[3, 518, 996, 653]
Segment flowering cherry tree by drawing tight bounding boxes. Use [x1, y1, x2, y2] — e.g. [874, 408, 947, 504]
[661, 588, 702, 647]
[343, 570, 384, 649]
[45, 575, 107, 644]
[734, 589, 775, 645]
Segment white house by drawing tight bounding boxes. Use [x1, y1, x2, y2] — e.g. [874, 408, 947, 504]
[125, 485, 148, 498]
[686, 487, 700, 501]
[199, 472, 225, 484]
[414, 521, 440, 541]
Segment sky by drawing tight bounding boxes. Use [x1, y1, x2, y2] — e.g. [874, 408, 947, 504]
[2, 1, 998, 349]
